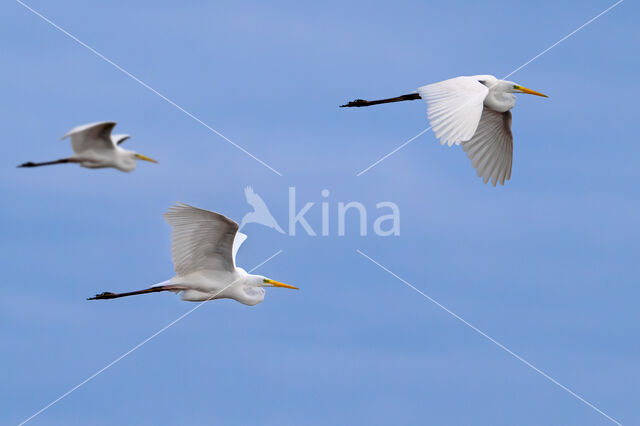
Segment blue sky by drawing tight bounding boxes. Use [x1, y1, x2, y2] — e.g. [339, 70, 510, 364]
[1, 0, 639, 424]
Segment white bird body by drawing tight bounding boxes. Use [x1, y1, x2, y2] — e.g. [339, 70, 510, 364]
[160, 269, 245, 302]
[71, 144, 135, 171]
[19, 121, 157, 172]
[90, 203, 297, 306]
[342, 74, 547, 185]
[165, 268, 266, 305]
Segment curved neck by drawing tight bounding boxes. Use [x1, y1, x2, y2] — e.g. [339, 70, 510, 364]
[484, 88, 516, 112]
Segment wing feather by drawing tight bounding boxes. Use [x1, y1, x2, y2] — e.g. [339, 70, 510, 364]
[61, 121, 117, 154]
[462, 108, 513, 186]
[113, 134, 131, 145]
[418, 76, 489, 146]
[164, 203, 239, 275]
[232, 232, 248, 268]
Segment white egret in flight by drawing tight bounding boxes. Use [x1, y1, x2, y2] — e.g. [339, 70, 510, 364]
[239, 186, 285, 233]
[342, 75, 548, 185]
[18, 121, 157, 172]
[89, 203, 297, 306]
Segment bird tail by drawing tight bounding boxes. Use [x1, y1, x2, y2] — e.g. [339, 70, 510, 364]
[17, 158, 74, 168]
[340, 93, 421, 107]
[88, 284, 183, 300]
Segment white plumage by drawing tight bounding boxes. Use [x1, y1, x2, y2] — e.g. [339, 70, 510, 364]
[418, 76, 489, 146]
[19, 121, 157, 172]
[165, 203, 239, 276]
[343, 74, 547, 185]
[89, 203, 297, 306]
[461, 108, 514, 186]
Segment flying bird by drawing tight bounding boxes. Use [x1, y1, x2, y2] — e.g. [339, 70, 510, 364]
[341, 75, 547, 185]
[239, 186, 285, 234]
[18, 121, 157, 172]
[89, 203, 297, 306]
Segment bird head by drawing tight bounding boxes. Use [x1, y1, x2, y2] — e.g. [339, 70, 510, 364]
[114, 150, 159, 172]
[506, 81, 548, 97]
[251, 275, 298, 290]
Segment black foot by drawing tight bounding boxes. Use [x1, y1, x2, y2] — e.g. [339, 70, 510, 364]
[88, 292, 116, 300]
[340, 99, 369, 107]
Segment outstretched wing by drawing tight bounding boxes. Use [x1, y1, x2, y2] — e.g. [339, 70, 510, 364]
[164, 203, 239, 275]
[417, 76, 489, 146]
[61, 121, 117, 154]
[112, 134, 131, 145]
[232, 232, 248, 268]
[244, 186, 270, 213]
[462, 108, 513, 186]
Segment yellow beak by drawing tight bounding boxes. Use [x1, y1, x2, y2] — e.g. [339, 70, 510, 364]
[135, 153, 159, 163]
[514, 85, 548, 98]
[264, 279, 298, 290]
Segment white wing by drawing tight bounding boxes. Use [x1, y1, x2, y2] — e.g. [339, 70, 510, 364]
[418, 76, 489, 146]
[112, 134, 131, 145]
[232, 232, 248, 268]
[164, 203, 239, 275]
[462, 108, 513, 186]
[61, 121, 117, 154]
